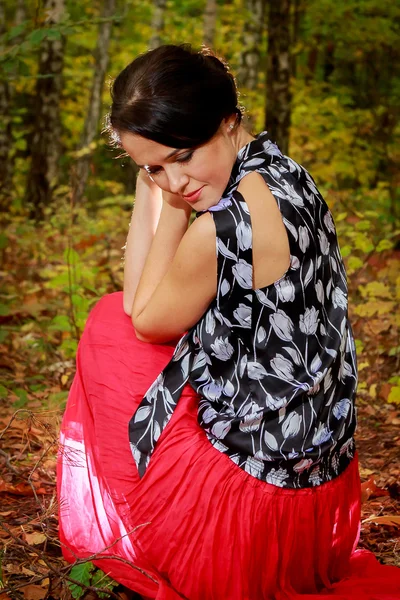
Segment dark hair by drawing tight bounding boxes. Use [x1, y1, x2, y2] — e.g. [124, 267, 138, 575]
[106, 44, 243, 149]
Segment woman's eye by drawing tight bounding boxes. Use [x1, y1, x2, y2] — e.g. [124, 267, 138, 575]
[146, 166, 162, 175]
[177, 151, 194, 164]
[144, 151, 194, 176]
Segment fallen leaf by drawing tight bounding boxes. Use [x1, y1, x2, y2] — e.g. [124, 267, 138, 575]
[362, 514, 400, 527]
[21, 584, 44, 600]
[359, 467, 375, 478]
[0, 479, 34, 496]
[3, 563, 21, 574]
[24, 532, 46, 545]
[361, 476, 389, 503]
[21, 567, 37, 577]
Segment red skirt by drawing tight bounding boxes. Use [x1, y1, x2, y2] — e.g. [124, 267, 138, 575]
[57, 292, 400, 599]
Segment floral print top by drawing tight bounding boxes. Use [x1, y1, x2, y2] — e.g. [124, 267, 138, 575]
[129, 131, 358, 488]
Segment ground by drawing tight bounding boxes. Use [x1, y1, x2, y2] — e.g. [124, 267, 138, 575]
[0, 236, 399, 598]
[0, 395, 399, 600]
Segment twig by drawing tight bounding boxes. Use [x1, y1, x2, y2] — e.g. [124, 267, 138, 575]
[0, 518, 158, 591]
[0, 409, 35, 441]
[0, 520, 128, 599]
[27, 439, 58, 508]
[0, 448, 20, 474]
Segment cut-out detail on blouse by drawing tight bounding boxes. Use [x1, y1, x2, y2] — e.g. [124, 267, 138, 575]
[129, 132, 357, 488]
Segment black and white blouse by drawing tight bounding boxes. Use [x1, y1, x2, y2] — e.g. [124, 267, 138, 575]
[129, 131, 358, 488]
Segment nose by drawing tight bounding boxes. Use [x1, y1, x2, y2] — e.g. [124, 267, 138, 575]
[165, 165, 189, 195]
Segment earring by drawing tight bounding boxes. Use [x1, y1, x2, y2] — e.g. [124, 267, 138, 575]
[229, 123, 234, 131]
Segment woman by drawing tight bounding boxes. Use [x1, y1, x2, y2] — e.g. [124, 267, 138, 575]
[57, 44, 400, 599]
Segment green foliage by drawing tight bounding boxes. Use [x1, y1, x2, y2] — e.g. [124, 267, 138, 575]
[2, 0, 399, 412]
[67, 561, 117, 599]
[68, 562, 94, 599]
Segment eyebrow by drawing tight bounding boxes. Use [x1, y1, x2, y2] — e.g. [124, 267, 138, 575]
[136, 148, 182, 169]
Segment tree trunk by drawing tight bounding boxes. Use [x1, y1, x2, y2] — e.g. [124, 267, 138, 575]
[15, 0, 26, 32]
[290, 0, 303, 79]
[323, 41, 335, 82]
[25, 0, 65, 221]
[237, 0, 265, 91]
[203, 0, 217, 48]
[74, 0, 117, 205]
[0, 0, 13, 212]
[149, 0, 167, 50]
[265, 0, 292, 155]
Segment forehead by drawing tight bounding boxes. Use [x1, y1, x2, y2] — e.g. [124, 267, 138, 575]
[119, 132, 180, 166]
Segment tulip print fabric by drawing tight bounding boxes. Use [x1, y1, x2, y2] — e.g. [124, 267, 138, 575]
[129, 131, 358, 488]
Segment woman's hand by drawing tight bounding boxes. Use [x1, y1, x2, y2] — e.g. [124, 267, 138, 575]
[136, 169, 161, 195]
[139, 170, 191, 216]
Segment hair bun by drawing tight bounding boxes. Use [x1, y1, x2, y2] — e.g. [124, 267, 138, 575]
[200, 47, 230, 73]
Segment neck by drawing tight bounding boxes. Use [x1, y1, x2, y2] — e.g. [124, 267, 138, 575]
[233, 125, 256, 156]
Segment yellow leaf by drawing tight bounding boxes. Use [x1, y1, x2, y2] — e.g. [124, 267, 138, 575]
[388, 386, 400, 405]
[358, 362, 369, 371]
[369, 384, 377, 399]
[359, 281, 392, 299]
[354, 301, 395, 318]
[61, 374, 68, 386]
[347, 256, 364, 272]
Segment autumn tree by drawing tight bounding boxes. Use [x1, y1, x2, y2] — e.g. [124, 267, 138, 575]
[265, 0, 291, 154]
[25, 0, 66, 221]
[149, 0, 167, 50]
[237, 0, 265, 92]
[0, 0, 12, 212]
[74, 0, 117, 205]
[203, 0, 217, 48]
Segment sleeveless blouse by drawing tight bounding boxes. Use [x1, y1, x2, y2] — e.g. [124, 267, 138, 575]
[129, 131, 358, 489]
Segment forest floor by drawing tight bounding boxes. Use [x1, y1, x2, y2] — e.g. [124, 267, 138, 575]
[0, 387, 399, 599]
[0, 218, 399, 599]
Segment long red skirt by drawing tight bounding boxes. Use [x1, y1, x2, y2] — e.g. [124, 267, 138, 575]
[57, 292, 400, 599]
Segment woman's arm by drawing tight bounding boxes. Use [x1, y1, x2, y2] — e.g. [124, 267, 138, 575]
[132, 212, 217, 343]
[131, 191, 192, 325]
[123, 172, 163, 315]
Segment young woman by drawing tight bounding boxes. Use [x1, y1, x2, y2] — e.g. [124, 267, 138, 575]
[57, 44, 400, 599]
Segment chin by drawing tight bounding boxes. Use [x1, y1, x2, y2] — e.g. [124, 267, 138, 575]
[195, 192, 223, 212]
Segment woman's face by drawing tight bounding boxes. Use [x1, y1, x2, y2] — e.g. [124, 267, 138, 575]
[119, 122, 238, 212]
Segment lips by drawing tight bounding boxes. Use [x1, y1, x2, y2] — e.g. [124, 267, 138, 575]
[183, 186, 205, 200]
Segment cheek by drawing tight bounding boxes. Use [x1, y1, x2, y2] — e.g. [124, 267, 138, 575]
[197, 155, 232, 187]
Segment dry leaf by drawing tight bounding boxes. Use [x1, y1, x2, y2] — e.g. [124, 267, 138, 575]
[0, 479, 34, 496]
[21, 567, 37, 577]
[21, 584, 44, 600]
[24, 532, 46, 545]
[359, 467, 375, 478]
[360, 476, 389, 503]
[362, 514, 400, 527]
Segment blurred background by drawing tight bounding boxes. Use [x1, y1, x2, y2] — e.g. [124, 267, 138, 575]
[1, 0, 399, 408]
[0, 0, 399, 591]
